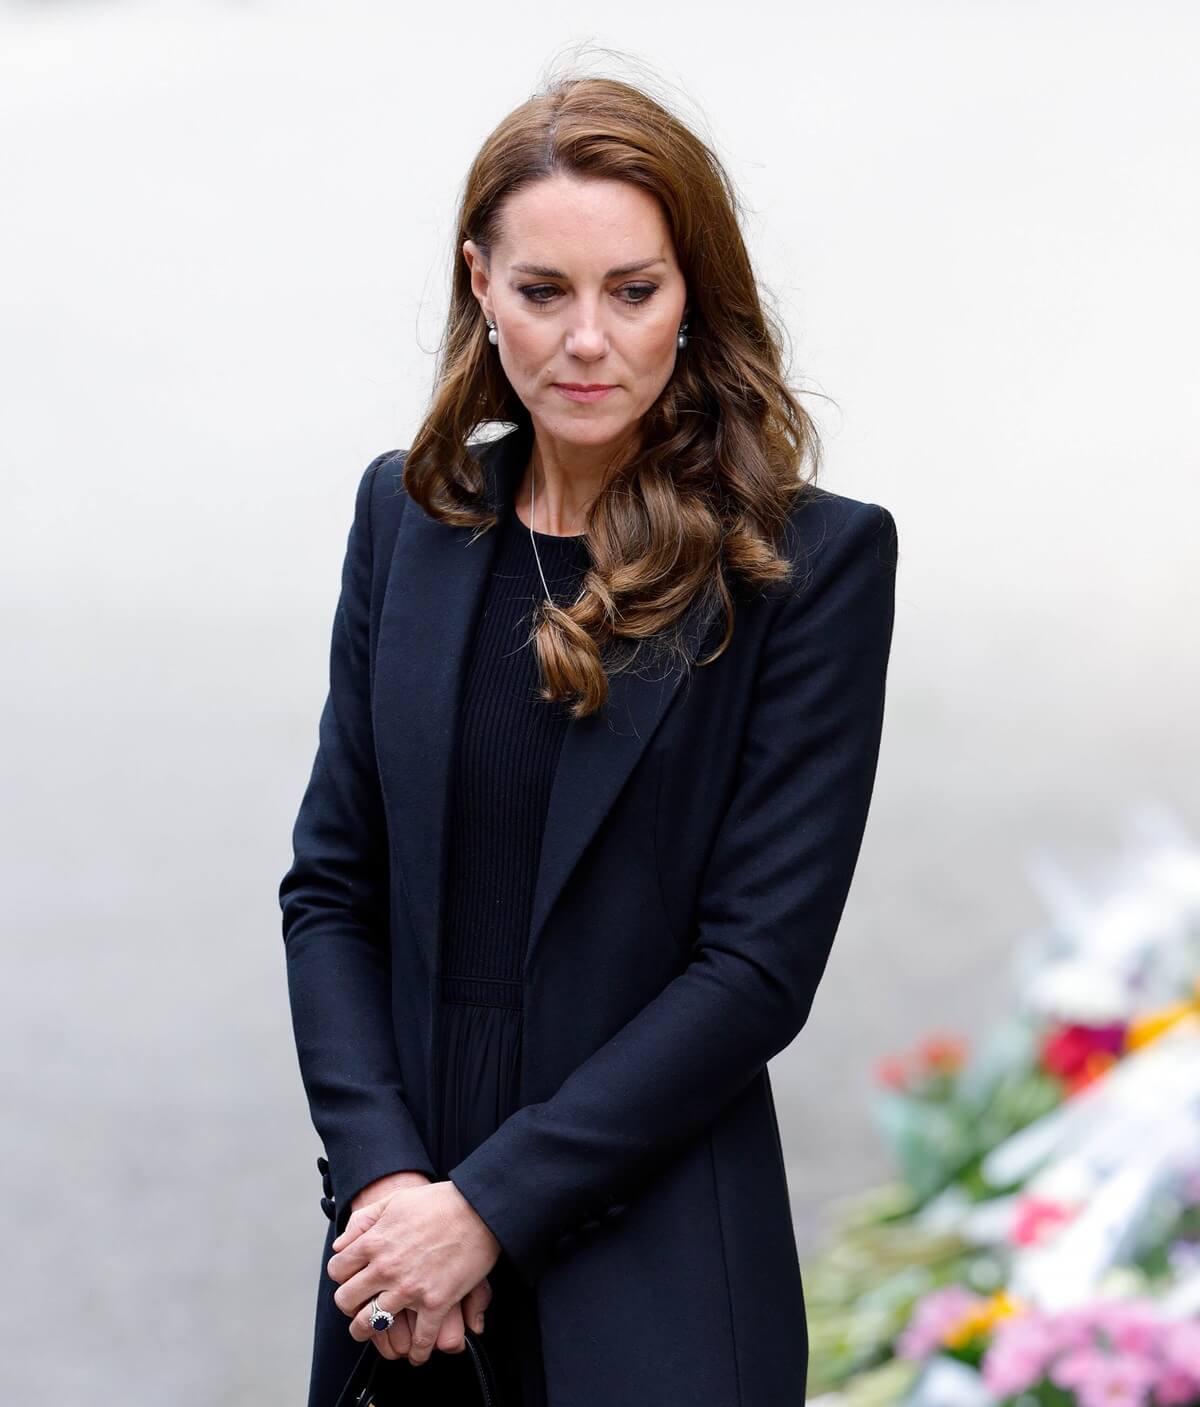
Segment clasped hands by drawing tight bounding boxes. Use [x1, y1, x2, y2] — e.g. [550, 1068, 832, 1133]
[327, 1169, 502, 1367]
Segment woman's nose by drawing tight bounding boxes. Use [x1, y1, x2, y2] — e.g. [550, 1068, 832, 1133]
[564, 312, 608, 359]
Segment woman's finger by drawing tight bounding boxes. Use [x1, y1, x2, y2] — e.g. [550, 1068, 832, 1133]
[348, 1289, 406, 1345]
[406, 1303, 448, 1367]
[460, 1276, 492, 1335]
[436, 1300, 467, 1355]
[332, 1262, 388, 1319]
[372, 1332, 400, 1361]
[384, 1308, 414, 1359]
[331, 1198, 387, 1253]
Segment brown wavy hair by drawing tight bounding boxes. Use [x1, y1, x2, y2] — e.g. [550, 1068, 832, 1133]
[403, 72, 824, 720]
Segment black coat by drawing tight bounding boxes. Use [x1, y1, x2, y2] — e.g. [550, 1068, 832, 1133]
[279, 422, 899, 1406]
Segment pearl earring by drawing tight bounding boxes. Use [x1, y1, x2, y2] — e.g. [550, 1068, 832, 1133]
[677, 320, 689, 350]
[486, 318, 498, 346]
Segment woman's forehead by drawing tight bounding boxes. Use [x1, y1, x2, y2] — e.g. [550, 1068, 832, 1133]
[494, 174, 674, 264]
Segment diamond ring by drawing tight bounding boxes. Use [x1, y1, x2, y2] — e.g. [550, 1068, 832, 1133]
[368, 1297, 395, 1333]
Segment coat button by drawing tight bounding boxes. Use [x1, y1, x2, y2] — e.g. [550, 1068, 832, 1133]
[316, 1155, 330, 1175]
[320, 1196, 336, 1222]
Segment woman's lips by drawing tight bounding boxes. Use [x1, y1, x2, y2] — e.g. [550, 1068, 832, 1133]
[553, 384, 617, 403]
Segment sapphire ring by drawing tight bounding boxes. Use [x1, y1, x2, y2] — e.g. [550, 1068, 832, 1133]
[368, 1297, 395, 1333]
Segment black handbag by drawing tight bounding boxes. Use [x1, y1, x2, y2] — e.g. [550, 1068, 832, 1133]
[332, 1325, 505, 1407]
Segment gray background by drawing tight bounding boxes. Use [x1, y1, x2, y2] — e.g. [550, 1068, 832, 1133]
[2, 2, 1197, 1402]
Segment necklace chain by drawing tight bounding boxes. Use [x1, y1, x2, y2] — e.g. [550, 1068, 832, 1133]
[527, 459, 586, 610]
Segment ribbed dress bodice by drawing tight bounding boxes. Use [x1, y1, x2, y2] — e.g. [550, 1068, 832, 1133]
[430, 492, 591, 1406]
[436, 494, 591, 1169]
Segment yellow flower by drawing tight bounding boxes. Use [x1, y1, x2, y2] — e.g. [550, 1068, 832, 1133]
[943, 1291, 1026, 1349]
[1126, 1000, 1199, 1051]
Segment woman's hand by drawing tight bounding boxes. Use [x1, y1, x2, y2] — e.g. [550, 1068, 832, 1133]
[328, 1180, 502, 1366]
[351, 1168, 435, 1210]
[341, 1170, 492, 1361]
[364, 1291, 494, 1364]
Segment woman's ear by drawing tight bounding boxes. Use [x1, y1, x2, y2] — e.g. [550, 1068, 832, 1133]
[462, 238, 491, 314]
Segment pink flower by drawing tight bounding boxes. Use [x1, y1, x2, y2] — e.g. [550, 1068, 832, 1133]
[1161, 1320, 1200, 1377]
[1092, 1300, 1169, 1355]
[1054, 1305, 1111, 1351]
[1074, 1351, 1160, 1407]
[982, 1316, 1060, 1397]
[896, 1285, 982, 1360]
[1154, 1367, 1200, 1407]
[981, 1342, 1048, 1398]
[1052, 1346, 1112, 1391]
[982, 1300, 1200, 1407]
[1012, 1195, 1075, 1246]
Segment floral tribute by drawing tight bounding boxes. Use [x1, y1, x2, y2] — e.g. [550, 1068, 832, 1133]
[803, 808, 1200, 1407]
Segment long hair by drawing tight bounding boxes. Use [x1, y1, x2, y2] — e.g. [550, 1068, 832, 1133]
[403, 73, 823, 719]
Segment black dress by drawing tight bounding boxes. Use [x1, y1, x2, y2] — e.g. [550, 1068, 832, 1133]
[373, 492, 592, 1407]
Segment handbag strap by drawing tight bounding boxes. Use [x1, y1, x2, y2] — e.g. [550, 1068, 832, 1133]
[330, 1341, 378, 1407]
[332, 1327, 505, 1407]
[464, 1327, 504, 1406]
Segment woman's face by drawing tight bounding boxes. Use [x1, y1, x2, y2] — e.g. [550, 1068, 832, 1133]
[463, 173, 688, 460]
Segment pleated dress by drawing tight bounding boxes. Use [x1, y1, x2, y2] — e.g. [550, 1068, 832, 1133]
[372, 490, 592, 1407]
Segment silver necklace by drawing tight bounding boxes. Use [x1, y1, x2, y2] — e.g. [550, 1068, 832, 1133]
[527, 458, 586, 609]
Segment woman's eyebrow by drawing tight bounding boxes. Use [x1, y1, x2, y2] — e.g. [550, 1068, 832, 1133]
[511, 257, 667, 278]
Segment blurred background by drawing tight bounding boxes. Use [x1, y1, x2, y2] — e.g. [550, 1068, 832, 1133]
[2, 2, 1197, 1402]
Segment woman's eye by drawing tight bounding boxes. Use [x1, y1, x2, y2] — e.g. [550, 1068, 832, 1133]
[516, 284, 659, 306]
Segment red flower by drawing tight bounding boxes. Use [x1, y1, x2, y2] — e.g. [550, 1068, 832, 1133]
[1041, 1023, 1125, 1081]
[917, 1034, 969, 1073]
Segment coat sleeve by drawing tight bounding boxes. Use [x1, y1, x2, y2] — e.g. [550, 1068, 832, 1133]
[278, 453, 436, 1236]
[447, 497, 899, 1286]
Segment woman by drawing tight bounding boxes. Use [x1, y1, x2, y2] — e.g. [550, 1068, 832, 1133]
[279, 73, 899, 1407]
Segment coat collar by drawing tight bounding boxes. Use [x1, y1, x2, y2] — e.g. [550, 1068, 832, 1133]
[373, 422, 716, 980]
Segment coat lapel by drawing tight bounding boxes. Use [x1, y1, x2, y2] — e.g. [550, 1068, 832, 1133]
[374, 422, 717, 980]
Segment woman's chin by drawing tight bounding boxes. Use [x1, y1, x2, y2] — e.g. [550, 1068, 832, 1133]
[531, 409, 638, 450]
